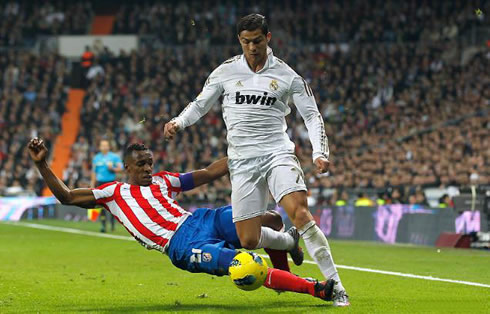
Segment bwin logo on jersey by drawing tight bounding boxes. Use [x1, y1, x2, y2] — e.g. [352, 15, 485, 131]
[235, 92, 277, 106]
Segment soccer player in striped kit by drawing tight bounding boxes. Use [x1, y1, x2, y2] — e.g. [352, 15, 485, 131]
[28, 138, 335, 302]
[165, 14, 349, 306]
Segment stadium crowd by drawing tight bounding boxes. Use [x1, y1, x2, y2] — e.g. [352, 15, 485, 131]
[60, 40, 488, 205]
[113, 0, 485, 44]
[0, 51, 69, 196]
[0, 1, 93, 46]
[0, 0, 488, 207]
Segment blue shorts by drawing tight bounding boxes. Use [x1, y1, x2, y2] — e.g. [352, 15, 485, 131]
[167, 206, 241, 276]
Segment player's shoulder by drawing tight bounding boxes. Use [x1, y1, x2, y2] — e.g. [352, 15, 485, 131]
[206, 55, 241, 83]
[221, 54, 242, 66]
[271, 56, 298, 77]
[96, 181, 119, 190]
[153, 170, 180, 178]
[214, 55, 241, 73]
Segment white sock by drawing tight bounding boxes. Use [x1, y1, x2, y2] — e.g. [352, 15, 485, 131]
[255, 227, 294, 250]
[299, 221, 345, 292]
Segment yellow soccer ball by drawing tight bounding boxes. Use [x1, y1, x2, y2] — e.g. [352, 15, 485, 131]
[229, 252, 269, 291]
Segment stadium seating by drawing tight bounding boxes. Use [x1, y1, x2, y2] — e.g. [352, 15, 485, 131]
[0, 1, 94, 47]
[0, 51, 69, 195]
[0, 0, 488, 206]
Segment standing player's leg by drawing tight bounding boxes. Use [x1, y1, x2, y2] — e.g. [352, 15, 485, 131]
[261, 211, 291, 272]
[229, 158, 296, 253]
[109, 211, 115, 232]
[267, 153, 349, 307]
[280, 192, 343, 287]
[214, 206, 291, 272]
[100, 208, 107, 233]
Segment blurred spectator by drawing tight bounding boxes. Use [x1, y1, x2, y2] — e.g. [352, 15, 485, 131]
[0, 50, 68, 196]
[91, 139, 123, 233]
[354, 193, 375, 206]
[438, 194, 453, 208]
[0, 1, 93, 47]
[335, 190, 349, 206]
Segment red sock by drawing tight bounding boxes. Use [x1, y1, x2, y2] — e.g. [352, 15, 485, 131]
[263, 268, 316, 296]
[264, 248, 290, 272]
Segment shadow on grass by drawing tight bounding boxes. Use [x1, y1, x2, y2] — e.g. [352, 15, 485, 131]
[74, 300, 332, 312]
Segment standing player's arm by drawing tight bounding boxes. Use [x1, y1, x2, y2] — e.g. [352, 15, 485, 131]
[164, 68, 224, 139]
[182, 157, 229, 190]
[291, 76, 330, 173]
[28, 138, 97, 208]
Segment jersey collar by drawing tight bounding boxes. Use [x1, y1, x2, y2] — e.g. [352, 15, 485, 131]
[241, 46, 274, 73]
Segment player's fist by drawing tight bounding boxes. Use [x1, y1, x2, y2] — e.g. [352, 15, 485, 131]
[164, 120, 180, 140]
[314, 157, 330, 174]
[27, 138, 48, 163]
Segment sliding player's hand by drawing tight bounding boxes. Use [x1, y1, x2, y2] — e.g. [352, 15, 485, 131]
[27, 138, 48, 163]
[314, 157, 330, 174]
[163, 120, 180, 140]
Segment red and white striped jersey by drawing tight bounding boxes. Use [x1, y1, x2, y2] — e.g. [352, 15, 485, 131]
[91, 171, 193, 253]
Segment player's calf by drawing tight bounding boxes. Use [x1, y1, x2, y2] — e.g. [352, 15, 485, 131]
[263, 268, 335, 301]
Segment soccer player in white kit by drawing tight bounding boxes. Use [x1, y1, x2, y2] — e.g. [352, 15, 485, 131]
[164, 14, 349, 306]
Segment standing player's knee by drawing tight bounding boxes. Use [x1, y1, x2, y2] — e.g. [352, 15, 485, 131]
[261, 211, 283, 231]
[290, 203, 312, 229]
[239, 234, 260, 250]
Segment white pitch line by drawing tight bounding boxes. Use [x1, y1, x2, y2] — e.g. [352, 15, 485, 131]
[5, 222, 134, 241]
[3, 221, 490, 289]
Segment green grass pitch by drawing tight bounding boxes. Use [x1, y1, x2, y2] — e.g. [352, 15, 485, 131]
[0, 220, 489, 313]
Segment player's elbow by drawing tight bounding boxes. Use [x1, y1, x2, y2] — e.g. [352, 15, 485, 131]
[59, 192, 76, 206]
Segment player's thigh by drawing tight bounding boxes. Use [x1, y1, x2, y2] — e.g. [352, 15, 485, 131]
[213, 205, 241, 248]
[265, 153, 307, 204]
[228, 158, 269, 223]
[186, 242, 238, 276]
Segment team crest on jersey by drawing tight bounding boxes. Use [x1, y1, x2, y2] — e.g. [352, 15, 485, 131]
[269, 79, 279, 91]
[202, 252, 212, 262]
[236, 80, 243, 87]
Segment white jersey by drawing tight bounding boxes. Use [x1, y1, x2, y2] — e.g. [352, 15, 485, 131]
[173, 48, 329, 161]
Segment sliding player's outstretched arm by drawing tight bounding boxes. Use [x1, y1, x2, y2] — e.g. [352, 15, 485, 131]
[190, 157, 228, 188]
[164, 67, 224, 140]
[27, 138, 97, 208]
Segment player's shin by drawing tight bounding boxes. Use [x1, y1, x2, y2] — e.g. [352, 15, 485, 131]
[262, 268, 315, 296]
[264, 248, 290, 272]
[255, 227, 294, 250]
[299, 221, 345, 292]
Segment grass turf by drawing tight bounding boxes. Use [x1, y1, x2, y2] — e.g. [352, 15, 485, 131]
[0, 220, 489, 313]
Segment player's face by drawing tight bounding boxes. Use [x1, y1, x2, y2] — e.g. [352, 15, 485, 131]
[126, 150, 153, 186]
[238, 29, 271, 65]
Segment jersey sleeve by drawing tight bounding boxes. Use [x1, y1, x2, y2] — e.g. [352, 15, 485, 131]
[290, 76, 330, 161]
[173, 66, 224, 129]
[91, 182, 117, 205]
[153, 171, 196, 196]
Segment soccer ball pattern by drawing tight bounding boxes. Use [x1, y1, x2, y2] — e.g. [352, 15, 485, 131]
[229, 252, 269, 291]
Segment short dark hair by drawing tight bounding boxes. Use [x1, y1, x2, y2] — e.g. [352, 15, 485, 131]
[124, 143, 149, 162]
[237, 14, 268, 36]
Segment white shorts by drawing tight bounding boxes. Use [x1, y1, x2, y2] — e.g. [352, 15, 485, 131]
[228, 152, 307, 222]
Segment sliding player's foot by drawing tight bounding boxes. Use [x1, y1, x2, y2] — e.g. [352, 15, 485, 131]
[332, 289, 350, 307]
[286, 227, 304, 266]
[310, 278, 335, 301]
